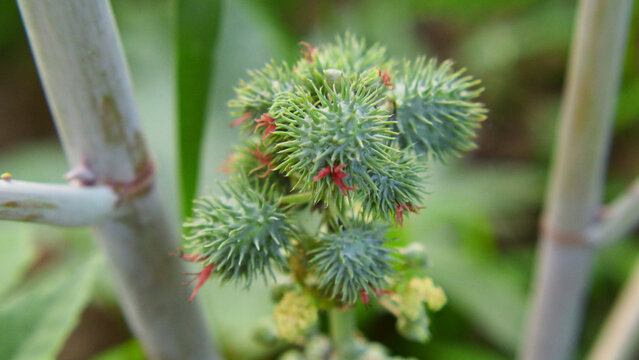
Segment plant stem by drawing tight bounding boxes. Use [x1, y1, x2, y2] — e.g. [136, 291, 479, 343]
[0, 179, 117, 226]
[329, 308, 358, 360]
[591, 176, 639, 247]
[280, 191, 313, 205]
[519, 0, 633, 359]
[588, 259, 639, 360]
[17, 1, 218, 359]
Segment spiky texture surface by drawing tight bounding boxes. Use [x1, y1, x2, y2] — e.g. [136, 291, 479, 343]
[296, 32, 391, 80]
[184, 36, 486, 353]
[229, 60, 295, 124]
[308, 224, 395, 305]
[184, 179, 294, 286]
[391, 58, 487, 161]
[224, 137, 291, 192]
[358, 150, 426, 223]
[273, 75, 395, 203]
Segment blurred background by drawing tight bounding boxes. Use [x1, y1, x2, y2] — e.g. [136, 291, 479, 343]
[0, 0, 638, 359]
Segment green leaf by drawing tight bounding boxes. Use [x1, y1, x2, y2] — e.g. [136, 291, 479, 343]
[402, 163, 542, 353]
[0, 223, 35, 298]
[424, 231, 526, 353]
[0, 256, 100, 360]
[91, 340, 144, 360]
[428, 342, 509, 360]
[175, 0, 223, 217]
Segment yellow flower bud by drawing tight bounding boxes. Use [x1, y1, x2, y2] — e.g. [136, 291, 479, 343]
[274, 291, 318, 342]
[407, 277, 447, 311]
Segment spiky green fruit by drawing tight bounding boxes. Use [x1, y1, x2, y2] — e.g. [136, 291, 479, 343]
[272, 74, 396, 204]
[296, 32, 390, 80]
[392, 57, 487, 161]
[223, 137, 292, 193]
[184, 178, 294, 285]
[229, 60, 295, 124]
[358, 150, 425, 225]
[308, 224, 396, 305]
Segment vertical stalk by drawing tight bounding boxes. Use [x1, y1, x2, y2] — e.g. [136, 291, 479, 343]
[329, 308, 357, 360]
[520, 0, 633, 359]
[17, 1, 218, 359]
[588, 258, 639, 360]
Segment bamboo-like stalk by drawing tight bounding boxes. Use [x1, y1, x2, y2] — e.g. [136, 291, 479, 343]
[0, 179, 117, 226]
[588, 259, 639, 360]
[586, 175, 639, 359]
[17, 1, 218, 359]
[591, 177, 639, 247]
[519, 1, 633, 359]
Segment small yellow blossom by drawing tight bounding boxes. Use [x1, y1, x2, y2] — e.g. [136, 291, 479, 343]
[408, 277, 447, 311]
[393, 291, 422, 320]
[274, 291, 318, 342]
[1, 172, 12, 181]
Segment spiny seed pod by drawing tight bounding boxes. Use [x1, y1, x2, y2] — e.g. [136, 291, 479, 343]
[223, 137, 292, 194]
[391, 57, 487, 161]
[358, 150, 425, 225]
[229, 60, 295, 128]
[308, 224, 396, 305]
[184, 177, 294, 286]
[296, 32, 390, 80]
[272, 74, 396, 203]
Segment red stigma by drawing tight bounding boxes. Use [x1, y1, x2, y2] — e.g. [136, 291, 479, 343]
[360, 287, 393, 305]
[187, 264, 215, 301]
[395, 202, 424, 227]
[360, 289, 370, 305]
[378, 67, 394, 89]
[374, 288, 395, 296]
[255, 114, 277, 144]
[218, 153, 236, 174]
[406, 202, 424, 213]
[313, 163, 357, 196]
[170, 249, 210, 263]
[299, 41, 317, 63]
[231, 112, 252, 128]
[312, 166, 332, 181]
[248, 146, 273, 178]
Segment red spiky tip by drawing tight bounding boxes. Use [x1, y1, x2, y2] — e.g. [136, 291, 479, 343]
[170, 249, 210, 263]
[395, 202, 424, 227]
[313, 163, 357, 196]
[255, 114, 277, 144]
[360, 289, 370, 305]
[378, 67, 394, 89]
[231, 112, 252, 128]
[360, 287, 393, 305]
[187, 264, 215, 301]
[248, 146, 273, 178]
[218, 153, 236, 174]
[299, 41, 317, 63]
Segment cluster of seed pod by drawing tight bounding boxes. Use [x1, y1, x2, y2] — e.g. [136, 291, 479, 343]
[181, 33, 486, 354]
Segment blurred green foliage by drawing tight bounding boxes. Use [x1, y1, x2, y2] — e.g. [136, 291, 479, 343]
[175, 0, 222, 218]
[0, 0, 638, 359]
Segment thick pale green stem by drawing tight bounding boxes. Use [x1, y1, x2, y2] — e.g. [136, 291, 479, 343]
[17, 1, 218, 359]
[329, 308, 358, 360]
[520, 0, 633, 359]
[0, 179, 117, 226]
[591, 177, 639, 247]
